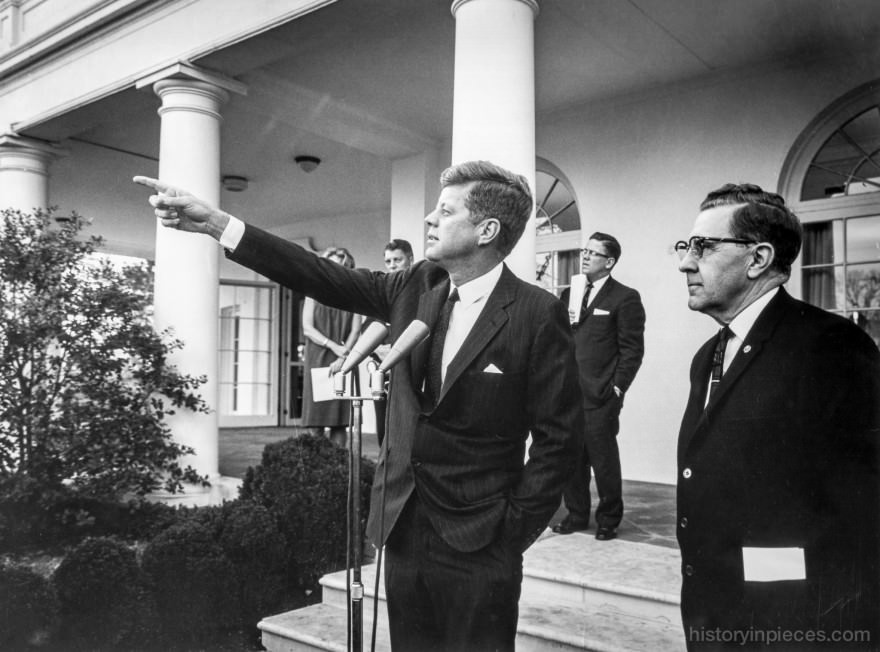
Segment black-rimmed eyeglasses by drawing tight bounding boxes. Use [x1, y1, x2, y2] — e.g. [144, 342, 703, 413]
[674, 236, 757, 260]
[581, 248, 610, 259]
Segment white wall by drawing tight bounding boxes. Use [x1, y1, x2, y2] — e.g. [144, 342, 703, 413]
[537, 55, 880, 483]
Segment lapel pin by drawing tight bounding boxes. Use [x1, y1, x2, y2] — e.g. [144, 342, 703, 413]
[743, 345, 752, 354]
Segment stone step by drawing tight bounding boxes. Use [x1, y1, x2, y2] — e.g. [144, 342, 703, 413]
[259, 601, 391, 652]
[260, 598, 685, 652]
[260, 531, 686, 651]
[522, 532, 681, 623]
[320, 532, 681, 623]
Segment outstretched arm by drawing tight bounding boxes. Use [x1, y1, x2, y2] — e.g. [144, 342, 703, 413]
[132, 176, 231, 240]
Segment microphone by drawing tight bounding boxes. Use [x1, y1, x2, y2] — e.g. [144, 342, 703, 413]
[338, 321, 390, 375]
[378, 320, 430, 373]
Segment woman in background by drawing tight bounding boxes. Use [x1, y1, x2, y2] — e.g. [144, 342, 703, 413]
[300, 247, 362, 447]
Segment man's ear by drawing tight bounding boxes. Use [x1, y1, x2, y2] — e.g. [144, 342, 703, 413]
[476, 218, 501, 246]
[746, 243, 775, 279]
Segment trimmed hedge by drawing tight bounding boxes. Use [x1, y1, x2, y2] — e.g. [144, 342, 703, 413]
[0, 562, 59, 649]
[240, 433, 375, 587]
[141, 519, 240, 644]
[53, 536, 157, 651]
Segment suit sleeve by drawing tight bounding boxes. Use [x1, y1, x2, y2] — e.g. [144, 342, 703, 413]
[227, 223, 400, 322]
[502, 297, 581, 552]
[613, 289, 646, 393]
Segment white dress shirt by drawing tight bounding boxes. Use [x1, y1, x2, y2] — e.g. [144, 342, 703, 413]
[442, 263, 503, 382]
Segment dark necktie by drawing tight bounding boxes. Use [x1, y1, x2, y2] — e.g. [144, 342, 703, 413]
[708, 325, 732, 400]
[578, 282, 594, 323]
[426, 288, 460, 404]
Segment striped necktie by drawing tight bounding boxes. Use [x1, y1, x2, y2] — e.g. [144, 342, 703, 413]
[708, 325, 732, 400]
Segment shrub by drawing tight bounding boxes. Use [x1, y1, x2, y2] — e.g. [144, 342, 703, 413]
[141, 519, 239, 643]
[0, 207, 209, 503]
[53, 536, 157, 650]
[0, 562, 59, 649]
[240, 433, 375, 588]
[217, 500, 288, 627]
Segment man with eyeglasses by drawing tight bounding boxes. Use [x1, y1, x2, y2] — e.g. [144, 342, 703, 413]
[675, 183, 880, 649]
[553, 232, 645, 541]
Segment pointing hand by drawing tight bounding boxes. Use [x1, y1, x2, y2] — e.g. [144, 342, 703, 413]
[132, 176, 229, 237]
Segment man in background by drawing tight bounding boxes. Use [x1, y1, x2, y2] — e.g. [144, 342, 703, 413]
[553, 232, 645, 541]
[675, 183, 879, 649]
[371, 238, 414, 445]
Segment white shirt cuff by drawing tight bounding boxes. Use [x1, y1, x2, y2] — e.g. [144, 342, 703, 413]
[219, 215, 245, 250]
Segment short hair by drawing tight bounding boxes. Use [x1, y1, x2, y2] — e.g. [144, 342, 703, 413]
[384, 238, 413, 258]
[588, 231, 621, 263]
[700, 183, 803, 275]
[321, 246, 355, 269]
[440, 160, 533, 257]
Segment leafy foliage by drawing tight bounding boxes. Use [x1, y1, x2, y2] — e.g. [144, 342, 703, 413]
[240, 433, 375, 587]
[141, 519, 240, 643]
[53, 536, 158, 650]
[0, 561, 60, 649]
[0, 208, 209, 500]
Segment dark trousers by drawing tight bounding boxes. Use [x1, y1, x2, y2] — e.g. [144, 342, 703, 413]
[384, 495, 522, 652]
[562, 396, 623, 528]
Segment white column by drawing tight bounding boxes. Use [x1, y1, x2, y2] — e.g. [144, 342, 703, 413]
[151, 78, 229, 485]
[0, 135, 60, 212]
[450, 0, 538, 282]
[390, 150, 442, 261]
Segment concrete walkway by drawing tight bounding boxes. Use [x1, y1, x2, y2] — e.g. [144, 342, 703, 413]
[219, 426, 678, 550]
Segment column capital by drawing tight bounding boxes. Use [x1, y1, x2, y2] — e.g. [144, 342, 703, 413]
[135, 61, 247, 97]
[451, 0, 539, 18]
[0, 133, 67, 160]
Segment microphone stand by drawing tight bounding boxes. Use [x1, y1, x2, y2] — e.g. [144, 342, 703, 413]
[333, 365, 385, 652]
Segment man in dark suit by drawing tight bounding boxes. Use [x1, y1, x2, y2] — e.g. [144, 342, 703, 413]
[675, 183, 880, 650]
[370, 238, 414, 446]
[553, 232, 645, 541]
[134, 160, 581, 652]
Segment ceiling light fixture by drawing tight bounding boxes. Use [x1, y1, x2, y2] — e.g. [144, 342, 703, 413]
[294, 155, 321, 173]
[221, 175, 249, 192]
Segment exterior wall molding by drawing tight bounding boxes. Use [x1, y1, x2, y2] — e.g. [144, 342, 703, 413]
[451, 0, 539, 18]
[1, 0, 332, 135]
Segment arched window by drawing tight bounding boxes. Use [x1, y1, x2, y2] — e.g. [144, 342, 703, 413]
[534, 157, 581, 296]
[779, 81, 880, 346]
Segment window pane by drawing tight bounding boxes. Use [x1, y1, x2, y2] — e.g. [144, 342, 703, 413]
[846, 215, 880, 263]
[218, 284, 275, 416]
[852, 310, 880, 349]
[846, 262, 880, 311]
[802, 107, 880, 200]
[803, 221, 843, 265]
[803, 266, 844, 310]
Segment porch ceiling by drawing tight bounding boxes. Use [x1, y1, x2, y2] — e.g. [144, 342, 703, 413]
[21, 0, 880, 229]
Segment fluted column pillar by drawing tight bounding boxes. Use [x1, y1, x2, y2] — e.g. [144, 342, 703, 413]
[0, 134, 61, 212]
[450, 0, 538, 281]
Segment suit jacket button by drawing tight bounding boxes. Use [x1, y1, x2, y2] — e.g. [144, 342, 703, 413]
[685, 564, 695, 576]
[679, 517, 688, 528]
[682, 468, 692, 479]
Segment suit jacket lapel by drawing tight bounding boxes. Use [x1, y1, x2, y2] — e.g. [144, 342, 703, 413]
[703, 289, 788, 413]
[681, 288, 791, 453]
[580, 277, 611, 321]
[411, 279, 451, 393]
[438, 266, 516, 404]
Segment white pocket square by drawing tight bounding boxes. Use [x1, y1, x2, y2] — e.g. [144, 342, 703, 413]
[593, 308, 610, 315]
[483, 363, 503, 374]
